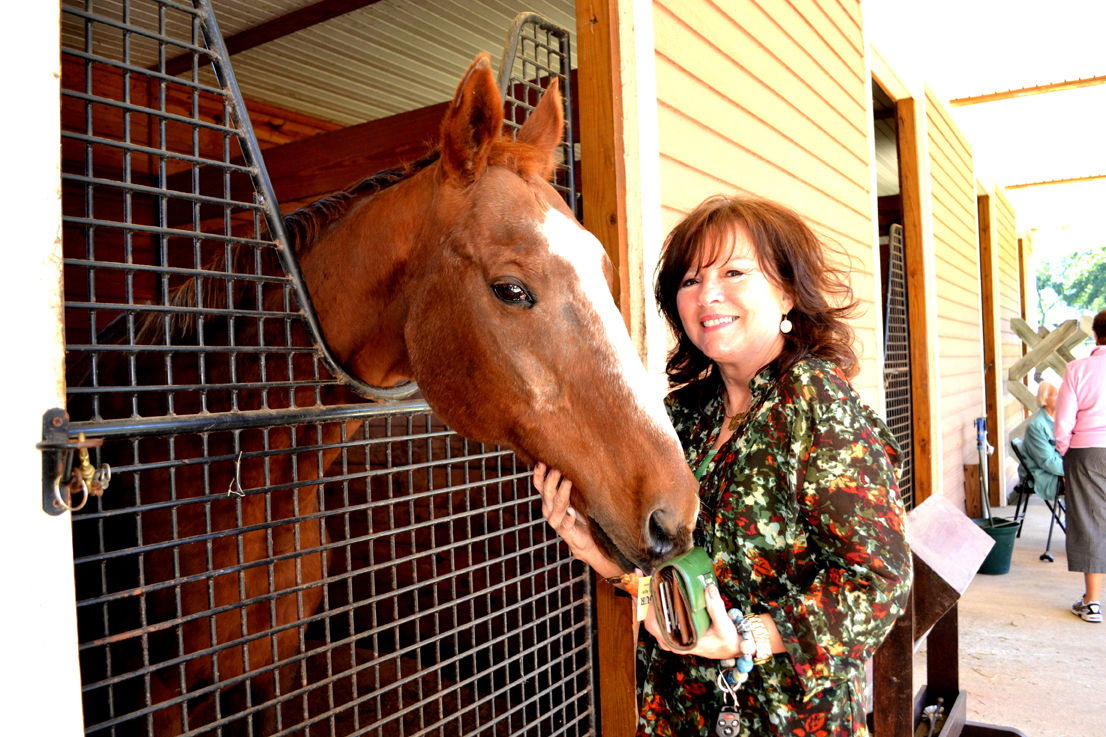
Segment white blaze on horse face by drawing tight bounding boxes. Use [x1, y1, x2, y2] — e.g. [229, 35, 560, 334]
[540, 208, 679, 443]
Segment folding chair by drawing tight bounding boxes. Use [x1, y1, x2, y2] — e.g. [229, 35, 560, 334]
[1010, 438, 1066, 561]
[1009, 439, 1035, 536]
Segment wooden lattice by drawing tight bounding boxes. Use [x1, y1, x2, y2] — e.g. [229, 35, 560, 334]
[1006, 318, 1088, 436]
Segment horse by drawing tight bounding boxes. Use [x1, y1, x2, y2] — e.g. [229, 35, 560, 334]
[67, 53, 699, 734]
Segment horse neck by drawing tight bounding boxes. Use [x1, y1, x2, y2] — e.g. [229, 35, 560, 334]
[297, 172, 435, 388]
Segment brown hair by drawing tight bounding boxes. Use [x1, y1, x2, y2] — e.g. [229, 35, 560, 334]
[654, 195, 860, 389]
[1094, 309, 1106, 343]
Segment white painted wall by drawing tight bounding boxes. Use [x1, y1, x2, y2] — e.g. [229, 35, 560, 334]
[0, 3, 85, 732]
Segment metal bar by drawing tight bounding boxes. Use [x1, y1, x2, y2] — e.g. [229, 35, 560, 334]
[63, 5, 207, 55]
[61, 88, 242, 137]
[193, 0, 417, 403]
[61, 216, 272, 246]
[60, 131, 254, 173]
[67, 400, 431, 438]
[62, 172, 262, 212]
[63, 47, 226, 95]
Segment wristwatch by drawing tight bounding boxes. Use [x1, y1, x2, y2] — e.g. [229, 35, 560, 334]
[743, 615, 773, 665]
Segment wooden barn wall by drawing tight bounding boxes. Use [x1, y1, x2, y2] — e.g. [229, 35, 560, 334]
[926, 88, 985, 510]
[651, 0, 884, 402]
[994, 188, 1023, 495]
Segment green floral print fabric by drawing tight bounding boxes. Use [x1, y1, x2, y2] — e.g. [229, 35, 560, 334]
[637, 358, 912, 737]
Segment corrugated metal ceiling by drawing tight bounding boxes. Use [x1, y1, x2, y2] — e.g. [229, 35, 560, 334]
[217, 0, 577, 126]
[62, 0, 576, 126]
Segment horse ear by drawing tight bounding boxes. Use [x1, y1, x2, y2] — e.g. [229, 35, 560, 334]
[440, 54, 504, 184]
[516, 78, 564, 180]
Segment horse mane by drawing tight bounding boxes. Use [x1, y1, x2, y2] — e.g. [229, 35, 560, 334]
[135, 128, 553, 345]
[283, 148, 442, 256]
[135, 149, 442, 344]
[487, 135, 560, 184]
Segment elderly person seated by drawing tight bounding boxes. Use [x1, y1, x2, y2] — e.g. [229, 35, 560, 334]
[1020, 382, 1065, 502]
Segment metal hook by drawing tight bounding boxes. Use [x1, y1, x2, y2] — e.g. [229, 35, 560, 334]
[53, 468, 89, 513]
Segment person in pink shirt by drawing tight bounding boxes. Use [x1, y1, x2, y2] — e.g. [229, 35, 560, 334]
[1055, 309, 1106, 623]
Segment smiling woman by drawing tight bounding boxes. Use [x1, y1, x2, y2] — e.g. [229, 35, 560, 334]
[535, 194, 912, 737]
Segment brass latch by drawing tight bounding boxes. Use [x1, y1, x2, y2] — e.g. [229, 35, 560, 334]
[37, 408, 111, 515]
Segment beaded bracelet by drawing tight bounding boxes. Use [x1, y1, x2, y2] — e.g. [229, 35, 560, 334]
[716, 608, 759, 691]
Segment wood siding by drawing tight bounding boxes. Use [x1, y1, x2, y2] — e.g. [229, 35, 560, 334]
[651, 0, 883, 400]
[994, 188, 1024, 496]
[926, 88, 985, 510]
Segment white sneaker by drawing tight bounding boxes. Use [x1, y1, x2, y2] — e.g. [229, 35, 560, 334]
[1072, 599, 1103, 623]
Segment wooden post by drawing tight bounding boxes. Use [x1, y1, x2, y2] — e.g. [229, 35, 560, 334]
[977, 195, 1004, 505]
[895, 97, 936, 506]
[575, 2, 639, 735]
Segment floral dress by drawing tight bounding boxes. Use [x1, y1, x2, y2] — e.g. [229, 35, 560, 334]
[637, 358, 912, 736]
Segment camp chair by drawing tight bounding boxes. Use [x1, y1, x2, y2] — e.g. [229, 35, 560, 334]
[1010, 437, 1066, 562]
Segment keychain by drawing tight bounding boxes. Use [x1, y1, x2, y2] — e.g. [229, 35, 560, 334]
[714, 669, 743, 736]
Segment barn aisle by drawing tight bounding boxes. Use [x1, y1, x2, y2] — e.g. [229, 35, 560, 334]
[913, 498, 1099, 737]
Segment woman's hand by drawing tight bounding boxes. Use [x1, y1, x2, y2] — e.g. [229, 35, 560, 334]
[533, 462, 621, 578]
[644, 583, 742, 660]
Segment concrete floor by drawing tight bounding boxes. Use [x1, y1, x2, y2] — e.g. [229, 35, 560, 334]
[911, 497, 1102, 737]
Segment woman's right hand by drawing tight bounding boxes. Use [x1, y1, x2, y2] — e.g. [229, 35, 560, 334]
[532, 462, 620, 577]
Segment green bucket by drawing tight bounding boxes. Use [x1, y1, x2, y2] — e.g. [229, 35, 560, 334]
[973, 517, 1020, 575]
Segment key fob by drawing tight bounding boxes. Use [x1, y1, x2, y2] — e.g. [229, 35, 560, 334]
[714, 708, 741, 736]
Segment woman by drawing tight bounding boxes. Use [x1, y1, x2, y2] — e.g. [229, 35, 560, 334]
[534, 195, 911, 736]
[1054, 309, 1106, 624]
[1020, 382, 1065, 503]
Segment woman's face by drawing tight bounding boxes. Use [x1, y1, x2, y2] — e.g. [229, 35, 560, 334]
[675, 223, 793, 374]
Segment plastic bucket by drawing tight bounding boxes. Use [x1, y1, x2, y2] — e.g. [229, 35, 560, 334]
[973, 517, 1020, 575]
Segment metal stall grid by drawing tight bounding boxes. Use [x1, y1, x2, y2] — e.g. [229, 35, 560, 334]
[56, 1, 594, 734]
[497, 12, 578, 218]
[883, 223, 914, 509]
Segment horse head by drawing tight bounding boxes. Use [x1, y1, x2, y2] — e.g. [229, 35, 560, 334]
[299, 54, 699, 573]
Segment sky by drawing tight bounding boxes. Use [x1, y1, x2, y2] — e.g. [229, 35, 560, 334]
[863, 0, 1106, 236]
[863, 0, 1105, 323]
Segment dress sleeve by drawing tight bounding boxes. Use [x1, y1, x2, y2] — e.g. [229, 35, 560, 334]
[1053, 377, 1077, 456]
[1024, 413, 1065, 477]
[766, 368, 913, 697]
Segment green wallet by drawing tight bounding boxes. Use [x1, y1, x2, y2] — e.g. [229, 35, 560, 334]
[652, 547, 718, 652]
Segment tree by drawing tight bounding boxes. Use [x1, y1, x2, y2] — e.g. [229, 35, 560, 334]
[1036, 245, 1106, 321]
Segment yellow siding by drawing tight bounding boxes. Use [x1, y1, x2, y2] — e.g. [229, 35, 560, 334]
[652, 0, 882, 400]
[926, 89, 985, 510]
[994, 189, 1024, 493]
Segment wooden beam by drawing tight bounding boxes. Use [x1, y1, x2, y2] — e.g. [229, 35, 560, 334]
[160, 100, 448, 231]
[977, 194, 1003, 504]
[574, 2, 637, 735]
[1004, 173, 1106, 190]
[896, 96, 936, 507]
[948, 74, 1106, 106]
[163, 0, 384, 77]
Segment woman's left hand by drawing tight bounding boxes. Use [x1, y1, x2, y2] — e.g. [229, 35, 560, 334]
[644, 583, 742, 660]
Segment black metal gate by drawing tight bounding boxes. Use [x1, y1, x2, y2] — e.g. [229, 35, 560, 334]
[55, 1, 594, 734]
[883, 223, 914, 509]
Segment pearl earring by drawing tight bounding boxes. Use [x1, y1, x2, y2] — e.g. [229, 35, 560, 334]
[780, 314, 793, 334]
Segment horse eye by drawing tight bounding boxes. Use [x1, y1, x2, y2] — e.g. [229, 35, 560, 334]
[491, 280, 535, 307]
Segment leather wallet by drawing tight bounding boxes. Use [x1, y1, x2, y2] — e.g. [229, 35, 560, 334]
[652, 547, 718, 652]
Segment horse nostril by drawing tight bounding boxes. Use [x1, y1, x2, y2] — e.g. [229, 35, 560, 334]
[646, 508, 677, 560]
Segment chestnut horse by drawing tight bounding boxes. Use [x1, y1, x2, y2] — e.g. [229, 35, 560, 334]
[72, 54, 698, 733]
[302, 56, 698, 564]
